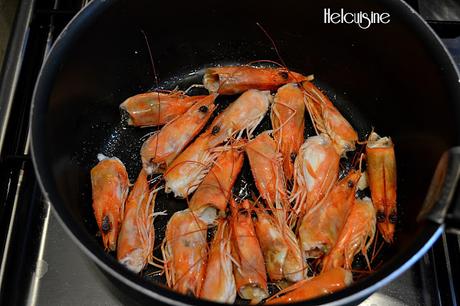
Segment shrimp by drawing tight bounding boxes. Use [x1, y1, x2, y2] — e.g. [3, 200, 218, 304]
[204, 89, 273, 147]
[254, 209, 304, 282]
[120, 91, 206, 127]
[266, 268, 353, 304]
[91, 154, 129, 251]
[253, 209, 288, 282]
[298, 170, 361, 260]
[203, 66, 312, 95]
[282, 223, 304, 282]
[245, 132, 289, 223]
[140, 94, 217, 174]
[290, 135, 340, 223]
[246, 133, 304, 281]
[163, 135, 219, 198]
[230, 199, 268, 303]
[164, 89, 271, 198]
[189, 146, 244, 222]
[200, 219, 237, 303]
[117, 169, 163, 273]
[366, 132, 397, 243]
[271, 83, 305, 180]
[322, 196, 376, 272]
[301, 81, 358, 156]
[162, 209, 208, 296]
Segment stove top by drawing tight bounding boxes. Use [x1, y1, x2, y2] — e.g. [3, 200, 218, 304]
[0, 0, 459, 305]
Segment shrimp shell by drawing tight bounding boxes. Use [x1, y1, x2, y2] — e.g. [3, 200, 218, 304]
[298, 170, 361, 260]
[120, 91, 205, 127]
[203, 66, 311, 95]
[91, 154, 129, 251]
[245, 132, 289, 224]
[254, 209, 304, 283]
[301, 81, 358, 156]
[200, 219, 237, 303]
[366, 132, 397, 243]
[282, 223, 304, 282]
[290, 135, 340, 222]
[164, 89, 271, 198]
[254, 210, 288, 282]
[117, 169, 159, 273]
[163, 134, 220, 198]
[204, 89, 273, 147]
[163, 209, 208, 296]
[322, 196, 376, 272]
[266, 268, 352, 304]
[188, 146, 244, 222]
[230, 200, 268, 302]
[140, 94, 217, 174]
[271, 83, 305, 180]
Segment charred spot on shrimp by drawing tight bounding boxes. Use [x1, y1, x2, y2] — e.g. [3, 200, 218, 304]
[211, 125, 220, 135]
[101, 215, 111, 233]
[376, 211, 385, 223]
[279, 71, 289, 80]
[389, 211, 398, 224]
[347, 180, 354, 188]
[199, 105, 209, 113]
[290, 152, 297, 163]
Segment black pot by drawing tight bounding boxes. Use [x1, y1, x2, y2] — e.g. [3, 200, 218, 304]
[30, 0, 460, 305]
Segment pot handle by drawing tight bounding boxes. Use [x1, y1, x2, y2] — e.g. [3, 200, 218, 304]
[418, 147, 460, 234]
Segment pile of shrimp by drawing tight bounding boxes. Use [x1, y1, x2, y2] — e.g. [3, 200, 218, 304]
[90, 65, 397, 304]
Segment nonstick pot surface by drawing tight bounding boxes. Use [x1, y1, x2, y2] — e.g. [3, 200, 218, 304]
[31, 0, 460, 304]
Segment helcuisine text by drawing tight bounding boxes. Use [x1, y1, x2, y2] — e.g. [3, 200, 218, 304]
[324, 8, 390, 29]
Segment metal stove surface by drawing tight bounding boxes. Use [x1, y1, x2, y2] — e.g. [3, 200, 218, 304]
[36, 209, 122, 306]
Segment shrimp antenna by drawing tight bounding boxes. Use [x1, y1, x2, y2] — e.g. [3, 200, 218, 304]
[140, 29, 160, 89]
[256, 22, 288, 69]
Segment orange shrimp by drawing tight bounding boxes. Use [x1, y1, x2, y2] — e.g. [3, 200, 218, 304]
[203, 89, 273, 147]
[266, 268, 352, 304]
[117, 169, 163, 273]
[120, 91, 206, 127]
[253, 209, 288, 282]
[301, 81, 358, 156]
[230, 199, 268, 302]
[188, 146, 244, 221]
[290, 135, 340, 223]
[246, 133, 304, 281]
[164, 89, 271, 198]
[254, 209, 304, 282]
[91, 154, 129, 251]
[163, 134, 219, 198]
[200, 218, 237, 303]
[140, 94, 217, 174]
[298, 170, 361, 260]
[162, 209, 208, 296]
[282, 223, 305, 282]
[245, 132, 289, 223]
[271, 83, 305, 180]
[366, 132, 397, 243]
[322, 196, 376, 272]
[203, 66, 311, 95]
